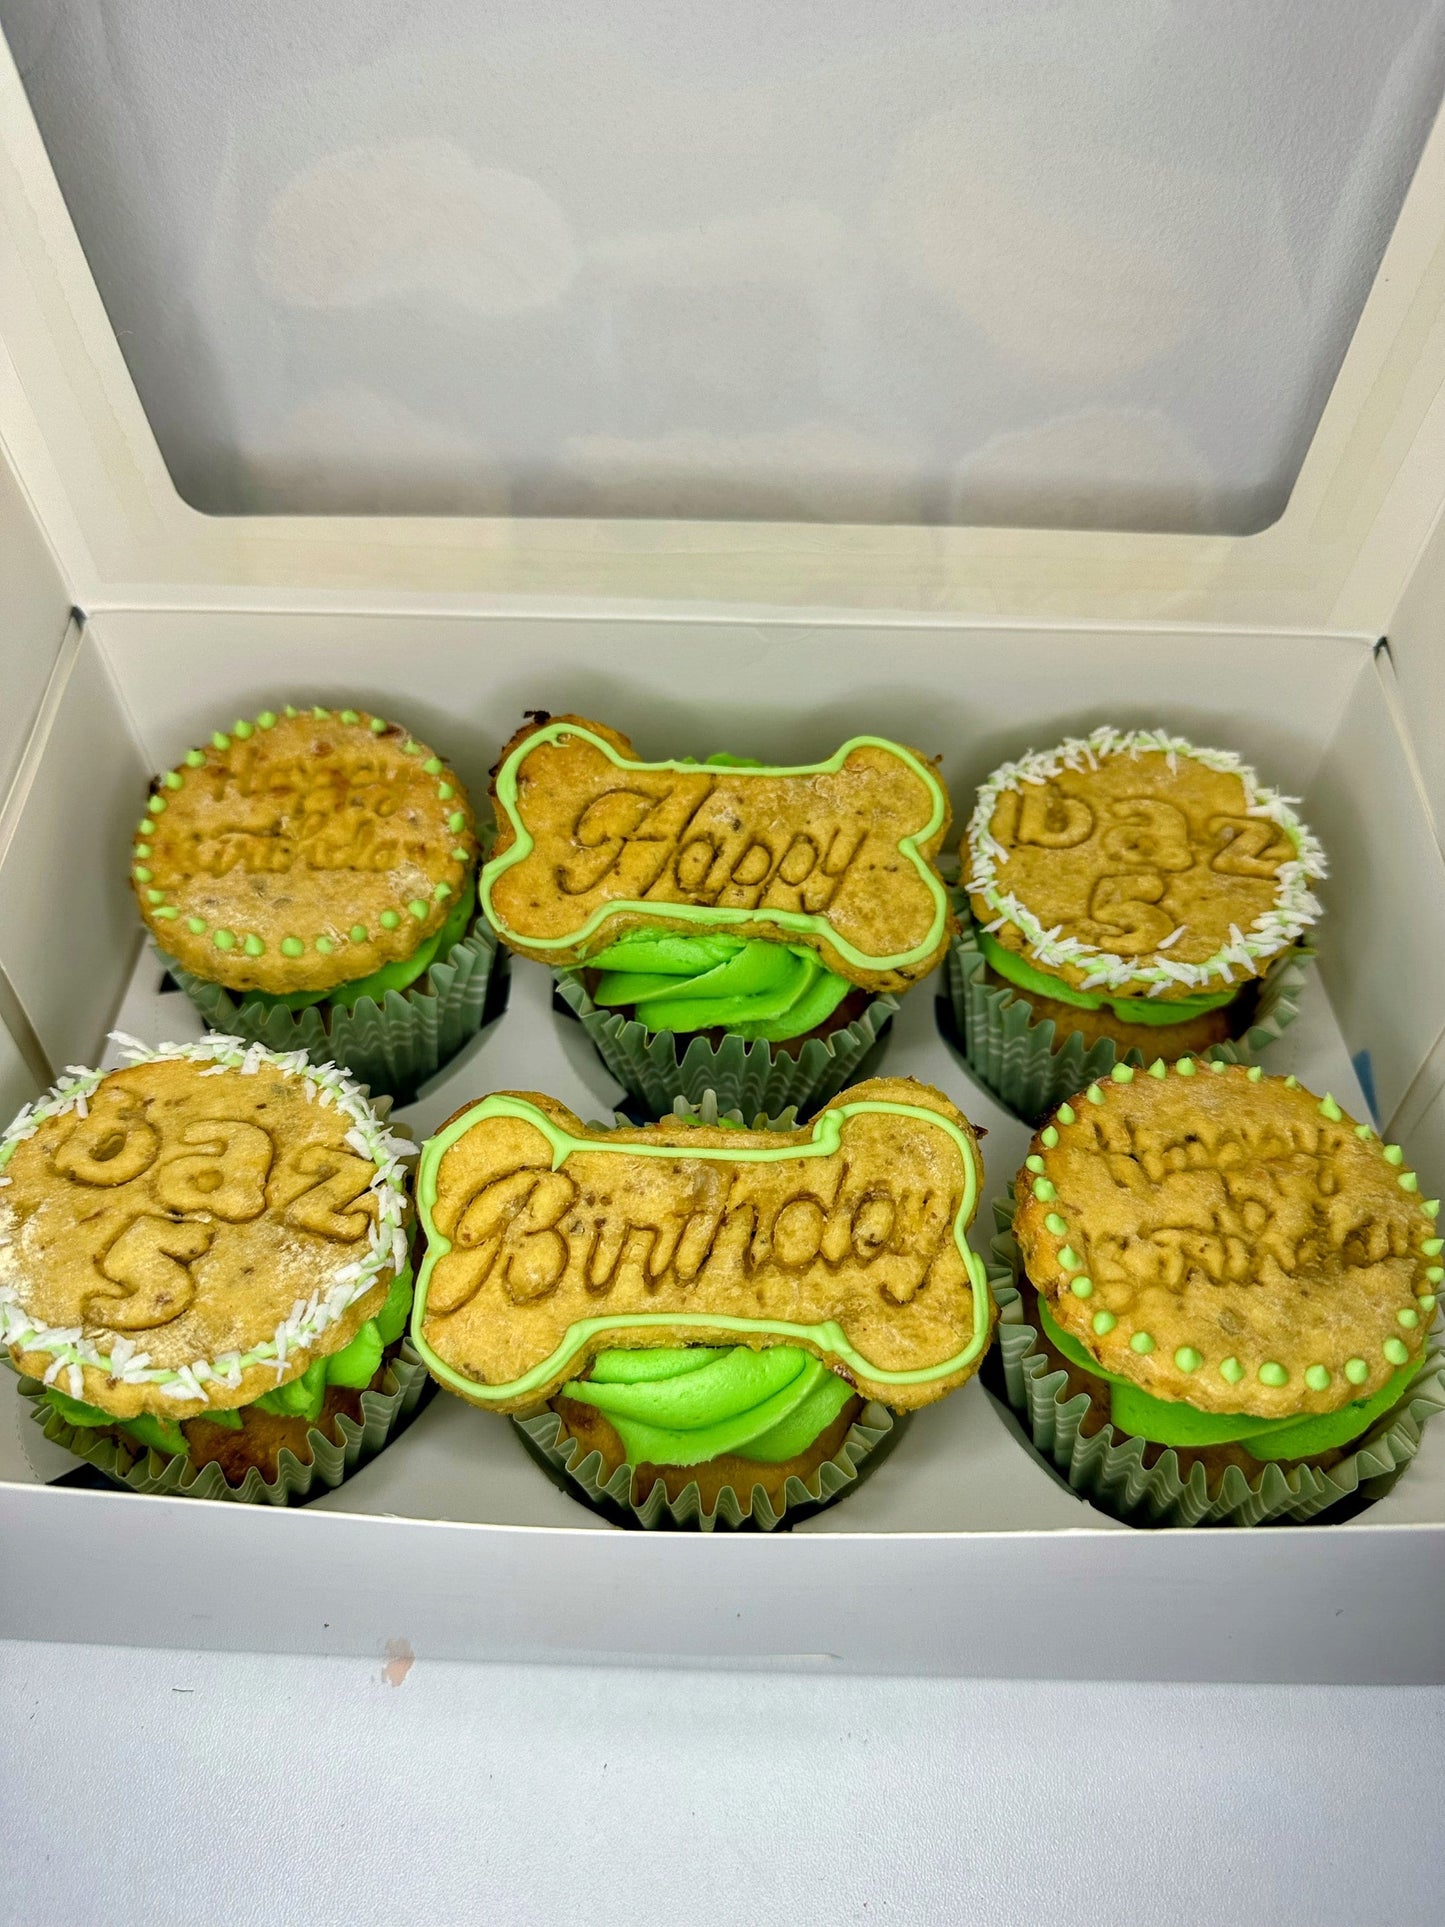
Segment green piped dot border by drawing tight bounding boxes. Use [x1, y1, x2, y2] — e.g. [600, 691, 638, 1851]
[136, 704, 477, 962]
[1021, 1058, 1439, 1409]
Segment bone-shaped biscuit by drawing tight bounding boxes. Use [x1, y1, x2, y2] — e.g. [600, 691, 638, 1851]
[411, 1077, 993, 1413]
[481, 716, 953, 991]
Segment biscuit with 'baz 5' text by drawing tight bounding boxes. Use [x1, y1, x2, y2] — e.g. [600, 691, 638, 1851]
[0, 1035, 418, 1499]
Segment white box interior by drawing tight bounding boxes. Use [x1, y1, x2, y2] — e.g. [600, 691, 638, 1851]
[3, 607, 1441, 1570]
[3, 21, 1444, 1681]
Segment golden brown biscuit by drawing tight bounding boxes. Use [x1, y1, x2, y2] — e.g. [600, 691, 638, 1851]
[131, 705, 478, 994]
[482, 714, 952, 993]
[965, 728, 1324, 1006]
[0, 1037, 412, 1419]
[412, 1076, 993, 1412]
[1013, 1061, 1439, 1420]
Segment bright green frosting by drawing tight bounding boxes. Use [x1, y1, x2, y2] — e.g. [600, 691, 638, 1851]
[42, 1267, 414, 1454]
[1036, 1295, 1424, 1459]
[589, 930, 852, 1041]
[239, 877, 476, 1013]
[563, 1345, 854, 1466]
[979, 928, 1236, 1025]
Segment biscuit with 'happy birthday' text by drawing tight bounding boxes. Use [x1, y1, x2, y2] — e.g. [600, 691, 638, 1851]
[131, 705, 479, 994]
[1013, 1062, 1438, 1420]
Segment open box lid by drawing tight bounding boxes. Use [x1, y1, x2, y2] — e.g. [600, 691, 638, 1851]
[0, 8, 1440, 671]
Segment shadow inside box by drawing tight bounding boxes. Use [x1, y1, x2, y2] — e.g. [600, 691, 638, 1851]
[479, 942, 513, 1030]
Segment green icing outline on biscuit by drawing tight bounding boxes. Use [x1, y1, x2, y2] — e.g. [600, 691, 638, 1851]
[481, 721, 949, 971]
[411, 1094, 989, 1402]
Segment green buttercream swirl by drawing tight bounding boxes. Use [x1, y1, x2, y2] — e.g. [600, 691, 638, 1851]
[589, 930, 852, 1041]
[1036, 1296, 1424, 1459]
[563, 1345, 854, 1466]
[979, 929, 1236, 1025]
[240, 876, 476, 1013]
[41, 1267, 414, 1454]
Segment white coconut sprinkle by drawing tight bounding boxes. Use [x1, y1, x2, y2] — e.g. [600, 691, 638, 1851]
[963, 727, 1326, 994]
[0, 1033, 414, 1406]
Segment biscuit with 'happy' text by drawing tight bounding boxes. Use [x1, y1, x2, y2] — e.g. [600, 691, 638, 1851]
[482, 715, 952, 993]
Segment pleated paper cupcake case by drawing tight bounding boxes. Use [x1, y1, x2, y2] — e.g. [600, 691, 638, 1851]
[554, 969, 896, 1120]
[603, 1088, 802, 1132]
[512, 1401, 898, 1531]
[511, 1089, 901, 1529]
[167, 912, 504, 1104]
[986, 1198, 1445, 1528]
[18, 1342, 433, 1505]
[943, 892, 1313, 1124]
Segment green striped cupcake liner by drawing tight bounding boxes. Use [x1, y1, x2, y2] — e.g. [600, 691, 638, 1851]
[167, 910, 503, 1105]
[944, 893, 1312, 1125]
[17, 1342, 432, 1506]
[512, 1091, 898, 1529]
[555, 970, 896, 1120]
[513, 1399, 899, 1532]
[987, 1197, 1445, 1528]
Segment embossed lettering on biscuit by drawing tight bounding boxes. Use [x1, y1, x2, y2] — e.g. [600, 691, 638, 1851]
[0, 1044, 408, 1421]
[1014, 1066, 1435, 1418]
[130, 709, 478, 996]
[483, 717, 952, 991]
[412, 1079, 993, 1412]
[967, 729, 1326, 1002]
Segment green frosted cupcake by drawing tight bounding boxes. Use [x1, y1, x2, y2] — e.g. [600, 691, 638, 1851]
[483, 713, 952, 1115]
[1, 1035, 426, 1504]
[953, 727, 1322, 1122]
[411, 1077, 994, 1530]
[132, 704, 497, 1102]
[520, 1343, 898, 1530]
[999, 1060, 1444, 1526]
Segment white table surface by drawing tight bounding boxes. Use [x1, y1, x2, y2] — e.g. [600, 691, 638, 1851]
[1, 1642, 1438, 1927]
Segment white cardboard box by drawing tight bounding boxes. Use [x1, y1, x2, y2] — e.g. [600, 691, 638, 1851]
[1, 27, 1443, 1683]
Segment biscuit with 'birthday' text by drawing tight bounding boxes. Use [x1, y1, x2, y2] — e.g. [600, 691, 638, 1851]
[412, 1076, 993, 1411]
